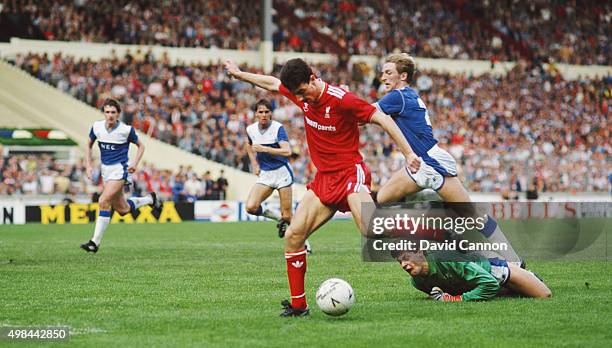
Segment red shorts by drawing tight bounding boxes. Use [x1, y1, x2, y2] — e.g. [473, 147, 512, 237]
[307, 162, 371, 213]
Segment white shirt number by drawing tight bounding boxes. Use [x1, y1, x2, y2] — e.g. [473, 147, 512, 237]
[417, 98, 432, 126]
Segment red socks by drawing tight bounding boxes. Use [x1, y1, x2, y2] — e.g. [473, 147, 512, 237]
[285, 249, 308, 310]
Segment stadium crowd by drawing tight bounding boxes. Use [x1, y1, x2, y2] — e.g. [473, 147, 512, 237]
[12, 51, 610, 194]
[0, 153, 88, 196]
[4, 0, 261, 49]
[462, 0, 610, 65]
[279, 0, 610, 64]
[2, 0, 608, 64]
[282, 0, 509, 61]
[0, 153, 229, 202]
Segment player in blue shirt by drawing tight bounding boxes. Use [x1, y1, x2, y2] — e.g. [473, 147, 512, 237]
[80, 98, 161, 253]
[374, 54, 520, 263]
[245, 99, 311, 252]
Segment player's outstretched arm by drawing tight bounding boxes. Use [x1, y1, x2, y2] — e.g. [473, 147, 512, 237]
[370, 111, 421, 173]
[224, 60, 281, 92]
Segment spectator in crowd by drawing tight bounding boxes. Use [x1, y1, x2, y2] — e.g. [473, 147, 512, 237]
[217, 169, 229, 200]
[202, 171, 215, 200]
[171, 174, 186, 202]
[184, 173, 203, 202]
[526, 178, 539, 200]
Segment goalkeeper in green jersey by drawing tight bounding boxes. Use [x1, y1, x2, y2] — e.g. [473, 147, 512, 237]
[393, 250, 551, 301]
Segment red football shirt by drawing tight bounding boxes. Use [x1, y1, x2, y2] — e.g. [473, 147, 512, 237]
[279, 81, 376, 173]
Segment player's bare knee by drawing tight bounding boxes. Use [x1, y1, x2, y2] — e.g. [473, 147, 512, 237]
[98, 198, 111, 210]
[285, 227, 307, 249]
[245, 202, 260, 215]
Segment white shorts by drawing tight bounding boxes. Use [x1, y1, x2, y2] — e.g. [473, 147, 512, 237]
[407, 145, 457, 191]
[101, 162, 132, 184]
[488, 258, 511, 286]
[257, 165, 293, 189]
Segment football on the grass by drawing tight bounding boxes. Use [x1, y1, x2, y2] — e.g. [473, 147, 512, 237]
[315, 278, 355, 316]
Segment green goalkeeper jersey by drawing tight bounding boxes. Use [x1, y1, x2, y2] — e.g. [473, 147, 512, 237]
[410, 251, 501, 301]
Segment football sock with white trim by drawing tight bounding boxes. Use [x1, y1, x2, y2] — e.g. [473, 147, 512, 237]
[127, 195, 153, 209]
[479, 215, 520, 262]
[262, 209, 281, 221]
[253, 205, 281, 221]
[91, 210, 111, 246]
[285, 249, 308, 310]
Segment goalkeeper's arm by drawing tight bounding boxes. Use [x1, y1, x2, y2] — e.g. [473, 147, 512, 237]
[432, 262, 500, 302]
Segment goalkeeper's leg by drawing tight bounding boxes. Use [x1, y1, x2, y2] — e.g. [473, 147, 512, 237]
[505, 263, 552, 298]
[438, 177, 521, 263]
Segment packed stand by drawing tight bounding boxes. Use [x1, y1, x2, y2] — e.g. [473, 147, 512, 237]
[279, 0, 509, 61]
[0, 153, 229, 202]
[0, 153, 90, 197]
[4, 0, 609, 64]
[3, 0, 504, 59]
[11, 52, 611, 193]
[461, 0, 610, 65]
[280, 0, 609, 64]
[3, 0, 261, 50]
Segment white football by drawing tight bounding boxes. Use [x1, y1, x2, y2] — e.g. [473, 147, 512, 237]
[315, 278, 355, 316]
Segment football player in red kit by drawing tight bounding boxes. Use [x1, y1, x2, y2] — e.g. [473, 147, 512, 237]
[224, 58, 420, 316]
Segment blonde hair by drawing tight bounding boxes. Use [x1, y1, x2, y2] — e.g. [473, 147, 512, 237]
[385, 53, 417, 83]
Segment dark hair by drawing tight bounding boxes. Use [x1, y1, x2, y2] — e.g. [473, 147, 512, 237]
[390, 244, 425, 261]
[279, 58, 312, 93]
[101, 98, 121, 114]
[253, 99, 272, 112]
[390, 248, 406, 260]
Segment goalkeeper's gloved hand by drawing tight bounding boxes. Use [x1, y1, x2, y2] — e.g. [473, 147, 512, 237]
[429, 287, 462, 302]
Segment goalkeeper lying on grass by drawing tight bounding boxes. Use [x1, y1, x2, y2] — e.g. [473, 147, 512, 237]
[393, 249, 551, 301]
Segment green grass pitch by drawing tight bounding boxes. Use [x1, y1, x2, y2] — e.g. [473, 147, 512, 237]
[1, 221, 610, 347]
